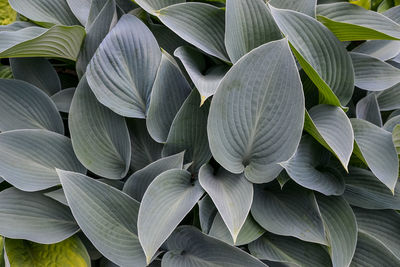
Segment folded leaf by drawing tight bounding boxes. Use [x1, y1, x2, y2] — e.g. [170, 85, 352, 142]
[270, 5, 354, 107]
[0, 79, 64, 134]
[0, 129, 85, 191]
[86, 14, 161, 118]
[208, 39, 304, 183]
[58, 170, 146, 266]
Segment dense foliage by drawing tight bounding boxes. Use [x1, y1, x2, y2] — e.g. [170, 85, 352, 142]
[0, 0, 400, 266]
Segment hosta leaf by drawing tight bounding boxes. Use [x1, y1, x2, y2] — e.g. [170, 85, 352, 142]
[86, 14, 161, 118]
[158, 2, 229, 62]
[138, 169, 204, 263]
[353, 207, 400, 260]
[147, 51, 192, 143]
[316, 194, 358, 267]
[69, 76, 131, 179]
[0, 187, 78, 243]
[376, 83, 400, 111]
[162, 90, 211, 173]
[198, 195, 217, 234]
[317, 2, 400, 40]
[0, 129, 85, 191]
[199, 164, 253, 243]
[0, 65, 12, 79]
[0, 25, 86, 61]
[123, 152, 184, 201]
[8, 0, 80, 26]
[163, 226, 267, 267]
[51, 88, 75, 113]
[127, 119, 163, 171]
[350, 232, 400, 267]
[356, 94, 382, 126]
[351, 52, 400, 91]
[384, 115, 400, 132]
[249, 233, 332, 267]
[44, 188, 68, 206]
[5, 236, 90, 267]
[209, 213, 265, 246]
[270, 6, 354, 107]
[149, 23, 188, 56]
[225, 0, 281, 63]
[10, 57, 61, 96]
[281, 135, 346, 196]
[304, 104, 354, 169]
[351, 118, 399, 192]
[352, 40, 400, 61]
[66, 0, 91, 25]
[76, 0, 116, 77]
[393, 124, 400, 153]
[251, 183, 327, 245]
[208, 39, 304, 183]
[174, 46, 229, 103]
[135, 0, 184, 14]
[0, 79, 64, 134]
[269, 0, 317, 17]
[344, 167, 400, 209]
[58, 170, 146, 266]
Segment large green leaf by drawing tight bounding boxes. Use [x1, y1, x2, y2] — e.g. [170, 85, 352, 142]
[353, 207, 400, 260]
[5, 236, 90, 267]
[351, 52, 400, 91]
[0, 129, 85, 191]
[249, 233, 332, 267]
[123, 152, 184, 201]
[9, 0, 80, 26]
[163, 226, 267, 267]
[0, 25, 85, 60]
[0, 79, 64, 134]
[162, 90, 211, 173]
[304, 104, 354, 169]
[355, 94, 382, 127]
[270, 5, 354, 107]
[10, 57, 61, 96]
[317, 2, 400, 40]
[269, 0, 317, 17]
[76, 0, 116, 77]
[69, 76, 131, 179]
[57, 170, 146, 266]
[225, 0, 281, 63]
[351, 118, 399, 192]
[146, 51, 192, 143]
[376, 83, 400, 111]
[0, 187, 78, 243]
[158, 2, 229, 62]
[138, 169, 204, 263]
[199, 164, 253, 243]
[281, 135, 346, 195]
[350, 232, 400, 267]
[127, 119, 163, 171]
[344, 167, 400, 209]
[316, 195, 358, 267]
[208, 39, 304, 183]
[86, 14, 161, 118]
[209, 213, 265, 246]
[251, 183, 327, 245]
[174, 46, 229, 103]
[135, 0, 184, 14]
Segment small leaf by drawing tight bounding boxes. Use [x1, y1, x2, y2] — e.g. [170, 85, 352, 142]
[51, 88, 75, 113]
[208, 39, 304, 183]
[163, 226, 267, 267]
[58, 170, 146, 266]
[0, 187, 78, 244]
[251, 183, 327, 245]
[0, 129, 85, 191]
[138, 169, 204, 263]
[0, 79, 64, 134]
[199, 164, 253, 243]
[86, 14, 161, 118]
[356, 94, 382, 127]
[5, 236, 90, 266]
[69, 76, 131, 179]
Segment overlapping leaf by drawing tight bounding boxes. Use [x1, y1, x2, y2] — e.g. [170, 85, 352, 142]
[356, 94, 382, 126]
